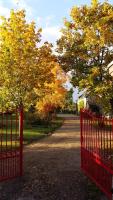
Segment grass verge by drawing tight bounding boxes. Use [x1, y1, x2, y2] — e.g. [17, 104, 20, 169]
[23, 116, 64, 145]
[0, 116, 64, 148]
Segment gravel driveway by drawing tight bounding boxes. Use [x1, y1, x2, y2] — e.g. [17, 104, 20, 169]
[0, 115, 106, 200]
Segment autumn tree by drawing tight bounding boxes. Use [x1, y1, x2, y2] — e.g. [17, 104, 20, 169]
[34, 42, 59, 98]
[35, 56, 67, 120]
[0, 9, 42, 109]
[0, 10, 62, 112]
[0, 9, 67, 120]
[57, 0, 113, 113]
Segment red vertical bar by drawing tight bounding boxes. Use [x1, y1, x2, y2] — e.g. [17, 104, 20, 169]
[96, 116, 98, 154]
[10, 113, 12, 152]
[87, 113, 89, 151]
[97, 116, 100, 157]
[15, 108, 18, 176]
[1, 110, 3, 179]
[0, 113, 2, 180]
[83, 112, 85, 149]
[109, 119, 111, 167]
[80, 109, 83, 169]
[100, 116, 104, 159]
[103, 116, 106, 160]
[2, 113, 6, 178]
[85, 111, 87, 149]
[99, 117, 102, 158]
[106, 118, 108, 161]
[92, 115, 95, 154]
[19, 106, 23, 176]
[112, 119, 113, 168]
[88, 112, 91, 151]
[92, 116, 94, 154]
[104, 117, 106, 160]
[86, 111, 89, 150]
[89, 114, 92, 152]
[6, 112, 8, 178]
[90, 115, 92, 153]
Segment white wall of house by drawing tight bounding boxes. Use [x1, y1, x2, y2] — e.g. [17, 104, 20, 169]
[77, 97, 87, 109]
[107, 61, 113, 76]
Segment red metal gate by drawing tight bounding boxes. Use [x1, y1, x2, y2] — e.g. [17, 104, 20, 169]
[80, 109, 113, 200]
[0, 107, 23, 182]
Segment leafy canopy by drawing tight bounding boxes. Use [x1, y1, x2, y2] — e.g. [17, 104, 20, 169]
[57, 0, 113, 112]
[0, 9, 67, 113]
[0, 9, 41, 108]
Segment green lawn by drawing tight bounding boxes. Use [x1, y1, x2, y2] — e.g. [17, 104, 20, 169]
[0, 117, 63, 149]
[0, 117, 63, 150]
[23, 117, 64, 144]
[0, 116, 64, 148]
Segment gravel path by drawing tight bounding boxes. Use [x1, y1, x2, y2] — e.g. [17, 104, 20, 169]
[0, 115, 107, 200]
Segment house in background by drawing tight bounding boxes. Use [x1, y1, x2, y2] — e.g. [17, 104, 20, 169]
[77, 94, 102, 114]
[107, 61, 113, 76]
[77, 94, 87, 112]
[77, 61, 113, 114]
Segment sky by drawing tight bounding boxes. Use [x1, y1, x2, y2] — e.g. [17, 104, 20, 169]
[1, 0, 113, 46]
[0, 0, 113, 101]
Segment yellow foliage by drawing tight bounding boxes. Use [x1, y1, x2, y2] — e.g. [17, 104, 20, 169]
[35, 63, 67, 118]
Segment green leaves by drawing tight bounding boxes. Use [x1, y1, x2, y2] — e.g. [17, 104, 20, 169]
[57, 1, 113, 113]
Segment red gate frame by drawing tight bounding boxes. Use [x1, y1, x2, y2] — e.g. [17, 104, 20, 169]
[80, 109, 113, 200]
[0, 106, 23, 182]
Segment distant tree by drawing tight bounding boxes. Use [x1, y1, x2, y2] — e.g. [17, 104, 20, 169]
[63, 88, 74, 112]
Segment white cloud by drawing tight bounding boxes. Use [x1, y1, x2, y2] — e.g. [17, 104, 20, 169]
[0, 0, 33, 21]
[0, 6, 10, 17]
[11, 0, 33, 21]
[0, 1, 61, 46]
[0, 0, 10, 18]
[42, 26, 62, 44]
[43, 26, 61, 38]
[45, 15, 55, 27]
[36, 15, 55, 27]
[37, 16, 42, 24]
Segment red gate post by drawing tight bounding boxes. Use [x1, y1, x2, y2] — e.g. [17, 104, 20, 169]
[19, 106, 23, 176]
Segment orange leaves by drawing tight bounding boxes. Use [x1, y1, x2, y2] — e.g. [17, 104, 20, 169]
[35, 59, 67, 118]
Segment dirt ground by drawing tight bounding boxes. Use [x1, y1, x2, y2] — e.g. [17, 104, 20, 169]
[0, 114, 107, 200]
